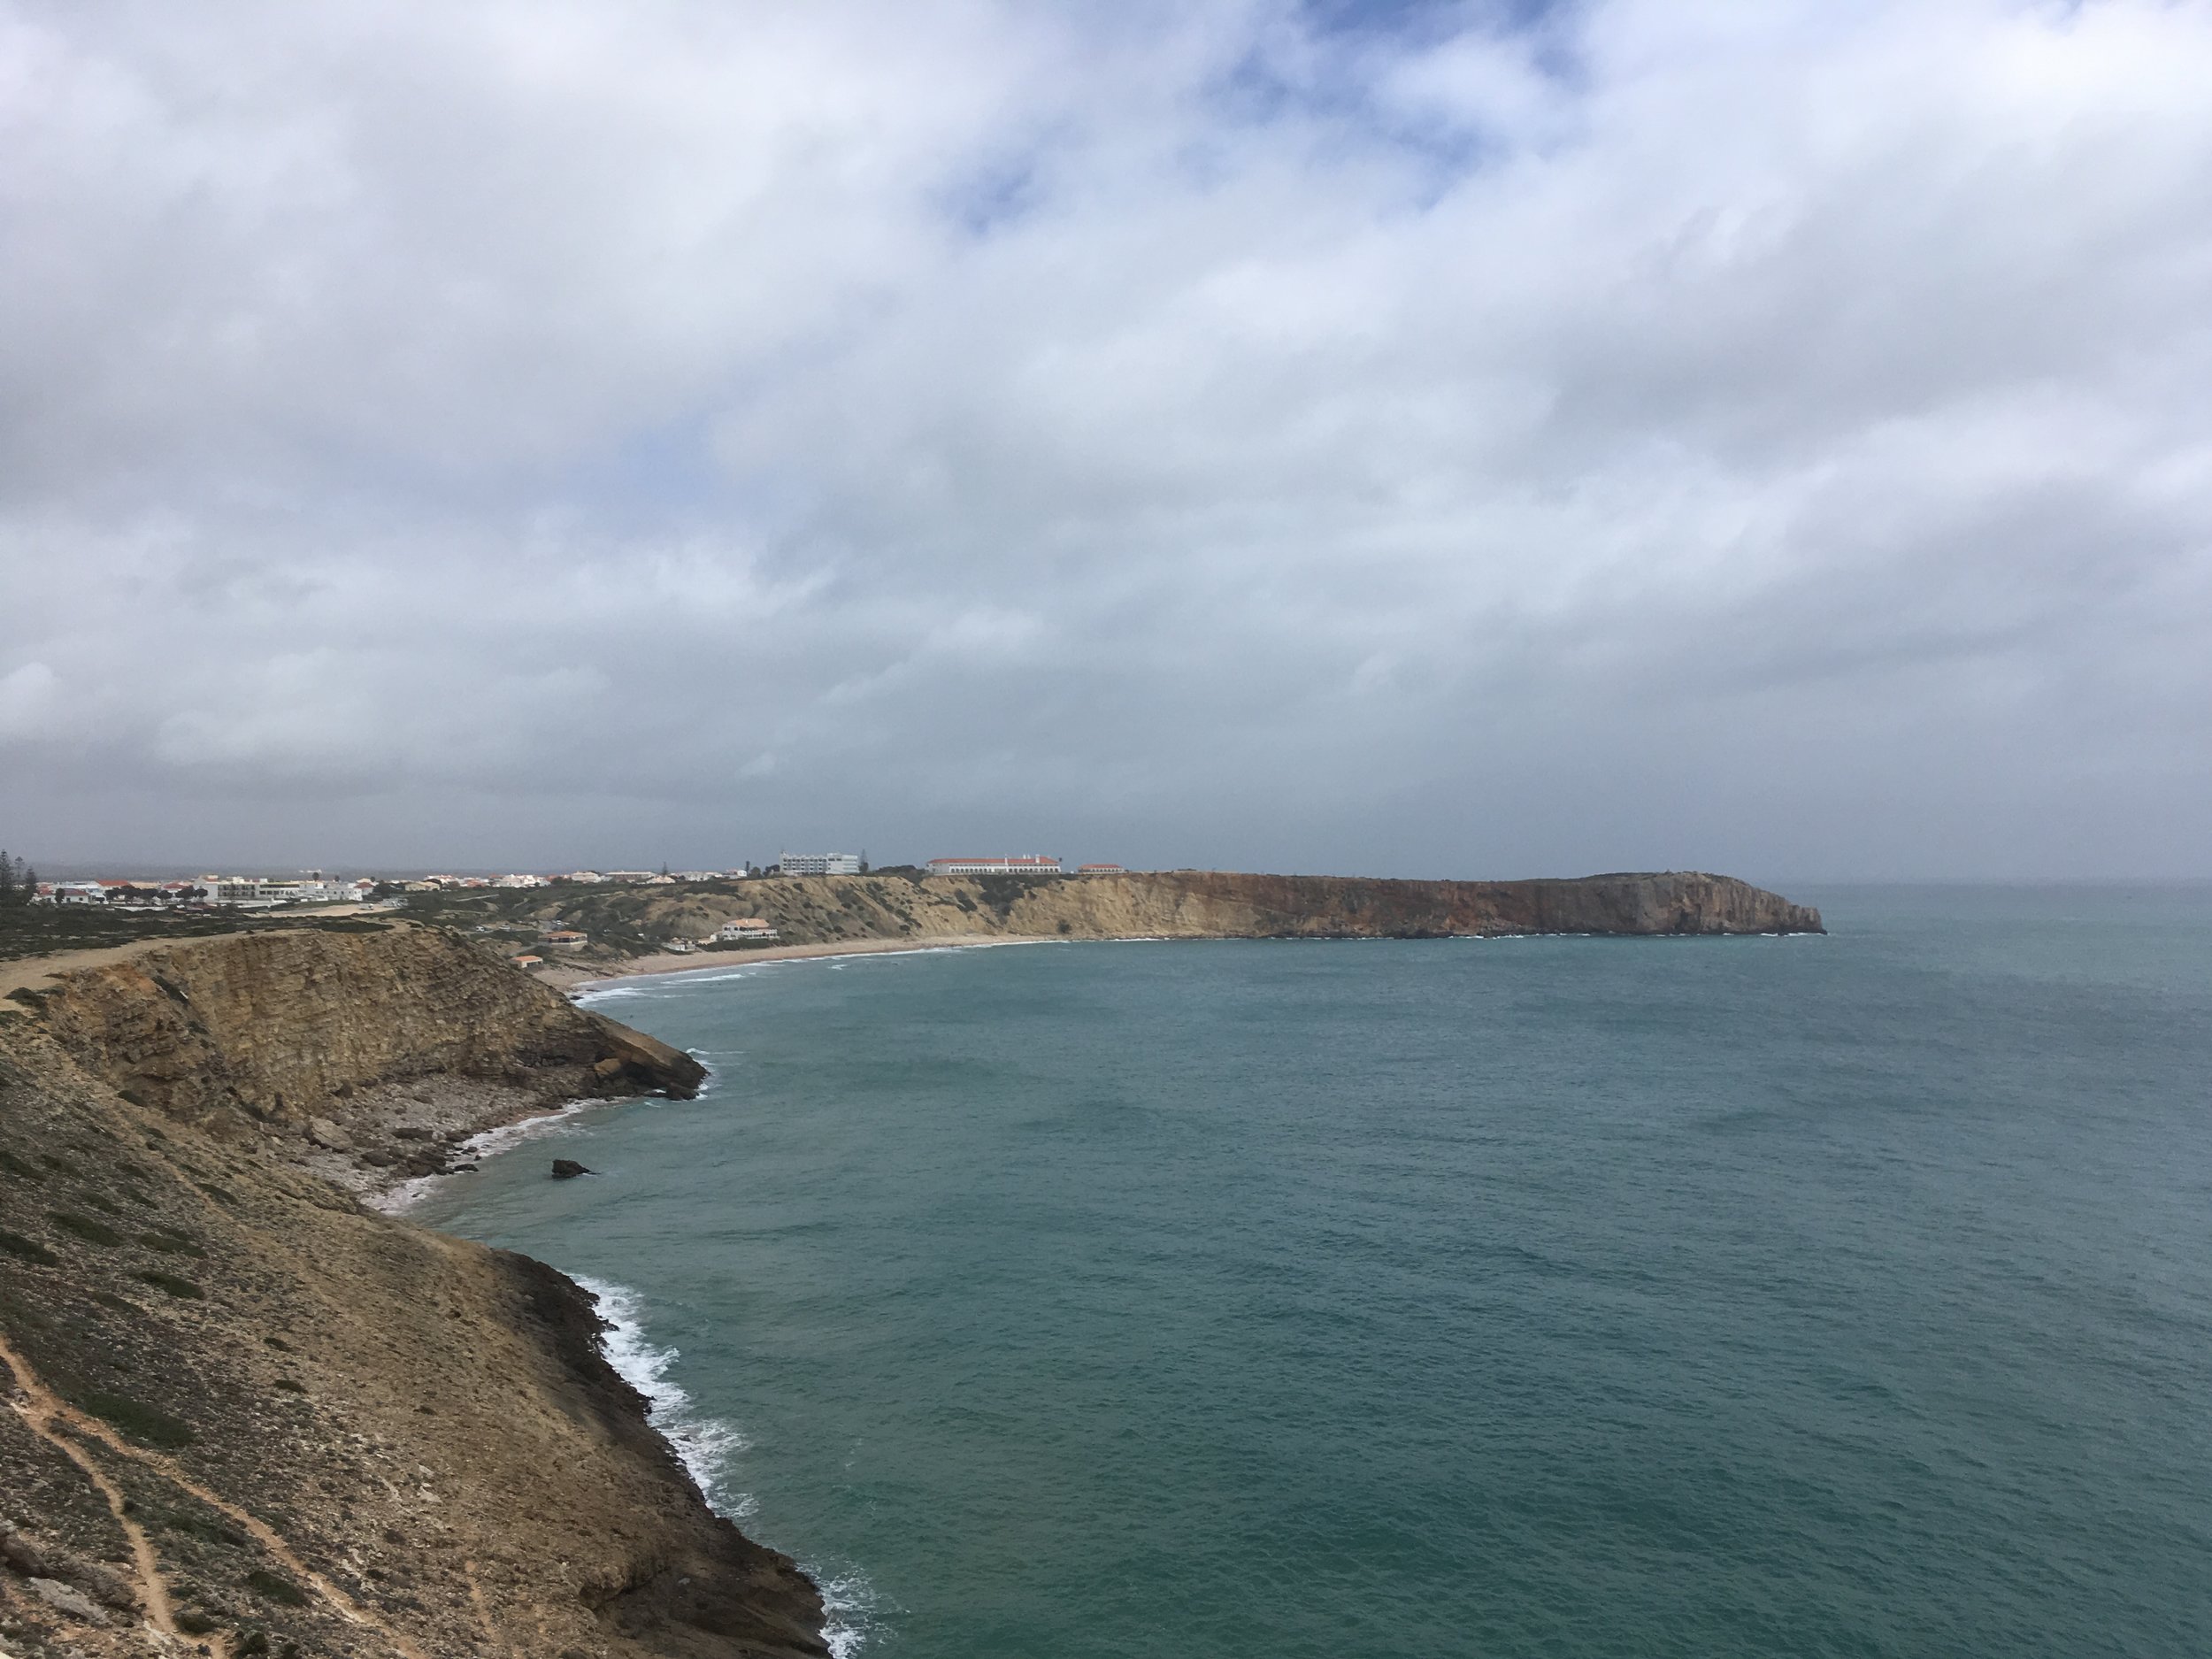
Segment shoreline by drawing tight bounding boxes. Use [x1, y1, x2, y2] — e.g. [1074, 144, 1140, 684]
[542, 933, 1071, 991]
[379, 938, 1071, 1217]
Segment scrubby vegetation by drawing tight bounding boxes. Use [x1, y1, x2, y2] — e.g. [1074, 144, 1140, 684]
[74, 1388, 197, 1447]
[0, 902, 399, 963]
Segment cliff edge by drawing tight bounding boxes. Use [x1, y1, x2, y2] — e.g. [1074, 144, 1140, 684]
[0, 926, 826, 1659]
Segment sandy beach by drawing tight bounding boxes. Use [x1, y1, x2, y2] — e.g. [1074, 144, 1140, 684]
[542, 933, 1068, 992]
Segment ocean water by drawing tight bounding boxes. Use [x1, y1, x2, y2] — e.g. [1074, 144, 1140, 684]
[411, 887, 2212, 1658]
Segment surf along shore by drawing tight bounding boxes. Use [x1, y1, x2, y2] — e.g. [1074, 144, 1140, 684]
[0, 870, 1818, 1655]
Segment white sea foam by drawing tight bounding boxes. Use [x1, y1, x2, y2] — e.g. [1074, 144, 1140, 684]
[574, 1275, 752, 1511]
[575, 1275, 878, 1650]
[367, 1097, 603, 1215]
[810, 1565, 885, 1659]
[573, 935, 1058, 1002]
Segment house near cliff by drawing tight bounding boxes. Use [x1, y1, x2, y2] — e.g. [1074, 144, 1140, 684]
[1077, 864, 1128, 875]
[713, 918, 779, 942]
[926, 856, 1064, 876]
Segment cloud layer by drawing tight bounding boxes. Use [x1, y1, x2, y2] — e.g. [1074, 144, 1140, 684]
[4, 0, 2208, 877]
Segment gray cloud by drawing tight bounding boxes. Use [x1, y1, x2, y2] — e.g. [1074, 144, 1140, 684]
[3, 0, 2208, 878]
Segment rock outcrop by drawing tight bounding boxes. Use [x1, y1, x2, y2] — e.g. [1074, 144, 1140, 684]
[0, 926, 822, 1659]
[15, 923, 703, 1133]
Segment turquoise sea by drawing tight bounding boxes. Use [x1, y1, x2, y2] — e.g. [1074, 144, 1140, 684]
[412, 887, 2212, 1657]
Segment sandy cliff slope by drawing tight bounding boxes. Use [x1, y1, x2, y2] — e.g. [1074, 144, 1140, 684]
[0, 926, 826, 1659]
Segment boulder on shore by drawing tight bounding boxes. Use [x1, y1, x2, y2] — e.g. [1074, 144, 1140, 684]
[305, 1115, 354, 1152]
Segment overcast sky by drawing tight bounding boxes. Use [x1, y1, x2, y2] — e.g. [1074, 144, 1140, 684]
[4, 0, 2208, 880]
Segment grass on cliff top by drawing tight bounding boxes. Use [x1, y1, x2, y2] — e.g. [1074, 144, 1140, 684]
[0, 903, 399, 964]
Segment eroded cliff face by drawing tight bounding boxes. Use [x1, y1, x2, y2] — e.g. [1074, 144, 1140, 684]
[18, 923, 702, 1134]
[0, 928, 822, 1659]
[1016, 869, 1826, 940]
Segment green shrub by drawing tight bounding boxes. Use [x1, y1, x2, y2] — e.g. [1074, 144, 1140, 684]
[48, 1210, 124, 1247]
[0, 1148, 41, 1180]
[140, 1230, 206, 1256]
[75, 1390, 196, 1448]
[79, 1190, 122, 1214]
[135, 1271, 204, 1300]
[157, 1509, 248, 1548]
[176, 1609, 219, 1634]
[273, 1379, 305, 1394]
[246, 1569, 308, 1607]
[0, 1228, 58, 1265]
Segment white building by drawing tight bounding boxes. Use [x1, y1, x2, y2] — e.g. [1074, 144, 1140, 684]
[780, 852, 862, 876]
[926, 856, 1064, 876]
[714, 918, 780, 941]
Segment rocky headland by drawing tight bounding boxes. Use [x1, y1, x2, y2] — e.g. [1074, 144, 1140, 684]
[0, 923, 825, 1659]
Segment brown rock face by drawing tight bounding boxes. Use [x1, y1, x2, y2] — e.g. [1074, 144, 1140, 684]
[19, 923, 703, 1133]
[1071, 869, 1827, 939]
[0, 927, 820, 1659]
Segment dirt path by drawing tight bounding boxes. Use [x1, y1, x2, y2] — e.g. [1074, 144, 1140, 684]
[0, 1329, 435, 1659]
[0, 1330, 175, 1643]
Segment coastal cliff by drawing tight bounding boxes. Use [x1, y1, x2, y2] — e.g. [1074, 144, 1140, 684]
[457, 868, 1822, 974]
[0, 926, 826, 1658]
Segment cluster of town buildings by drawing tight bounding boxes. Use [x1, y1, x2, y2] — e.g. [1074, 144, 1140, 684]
[42, 872, 373, 909]
[27, 855, 1134, 910]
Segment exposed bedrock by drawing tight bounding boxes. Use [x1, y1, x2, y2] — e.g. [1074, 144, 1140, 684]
[989, 867, 1824, 941]
[18, 924, 703, 1134]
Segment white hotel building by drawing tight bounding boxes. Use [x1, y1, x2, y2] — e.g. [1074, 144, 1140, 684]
[780, 852, 862, 876]
[926, 856, 1064, 876]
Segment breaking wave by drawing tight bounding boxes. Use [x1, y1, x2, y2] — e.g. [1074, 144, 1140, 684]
[575, 1274, 875, 1655]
